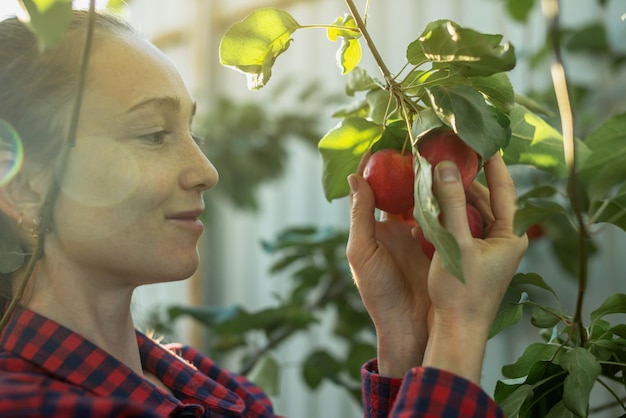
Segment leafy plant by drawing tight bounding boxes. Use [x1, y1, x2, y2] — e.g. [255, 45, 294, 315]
[212, 0, 626, 416]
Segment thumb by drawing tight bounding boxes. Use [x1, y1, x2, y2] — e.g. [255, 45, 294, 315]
[433, 161, 471, 243]
[346, 174, 376, 264]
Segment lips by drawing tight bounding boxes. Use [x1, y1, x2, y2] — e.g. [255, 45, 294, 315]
[166, 208, 205, 233]
[166, 208, 204, 220]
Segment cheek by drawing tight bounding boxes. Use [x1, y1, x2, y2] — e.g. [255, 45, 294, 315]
[60, 144, 140, 207]
[54, 144, 142, 241]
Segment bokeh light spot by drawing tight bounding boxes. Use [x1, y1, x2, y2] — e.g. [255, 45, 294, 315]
[0, 119, 24, 186]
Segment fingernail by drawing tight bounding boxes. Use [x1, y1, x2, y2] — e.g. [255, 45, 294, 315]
[437, 161, 460, 183]
[347, 174, 359, 193]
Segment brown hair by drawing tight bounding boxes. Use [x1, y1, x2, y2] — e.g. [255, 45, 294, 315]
[0, 10, 135, 305]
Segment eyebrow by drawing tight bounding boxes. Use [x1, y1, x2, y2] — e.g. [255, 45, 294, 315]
[125, 96, 197, 117]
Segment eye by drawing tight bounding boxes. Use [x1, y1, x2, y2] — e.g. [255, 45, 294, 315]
[139, 131, 170, 144]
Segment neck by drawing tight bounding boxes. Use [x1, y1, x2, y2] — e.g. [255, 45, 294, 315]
[22, 262, 144, 376]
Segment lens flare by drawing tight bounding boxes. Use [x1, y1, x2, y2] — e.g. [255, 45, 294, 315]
[0, 120, 24, 186]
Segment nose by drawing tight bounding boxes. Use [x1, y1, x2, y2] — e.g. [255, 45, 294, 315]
[180, 139, 219, 192]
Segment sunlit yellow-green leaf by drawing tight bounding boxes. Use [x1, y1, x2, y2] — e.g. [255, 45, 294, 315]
[336, 38, 361, 74]
[19, 0, 73, 52]
[219, 8, 301, 90]
[106, 0, 128, 12]
[328, 14, 362, 74]
[318, 117, 383, 201]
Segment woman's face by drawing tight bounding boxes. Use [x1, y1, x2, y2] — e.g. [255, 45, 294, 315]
[48, 31, 218, 286]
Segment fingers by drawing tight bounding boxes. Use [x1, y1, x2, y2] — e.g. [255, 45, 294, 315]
[346, 173, 377, 265]
[465, 182, 494, 225]
[482, 153, 518, 238]
[432, 161, 471, 243]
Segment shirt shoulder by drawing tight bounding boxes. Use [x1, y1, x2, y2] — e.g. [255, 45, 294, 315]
[163, 342, 276, 416]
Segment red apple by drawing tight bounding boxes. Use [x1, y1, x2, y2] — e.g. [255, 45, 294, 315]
[363, 149, 414, 214]
[418, 202, 485, 260]
[417, 129, 480, 190]
[526, 223, 545, 241]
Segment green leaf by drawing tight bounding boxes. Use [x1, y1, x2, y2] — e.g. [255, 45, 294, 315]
[565, 23, 609, 53]
[415, 19, 516, 76]
[344, 67, 380, 96]
[513, 201, 568, 236]
[505, 0, 536, 23]
[105, 0, 127, 11]
[302, 350, 341, 389]
[545, 401, 577, 418]
[426, 84, 510, 161]
[371, 121, 409, 153]
[318, 117, 383, 201]
[19, 0, 73, 52]
[609, 324, 626, 339]
[531, 306, 562, 329]
[327, 15, 362, 74]
[590, 293, 626, 324]
[489, 293, 526, 338]
[469, 73, 515, 113]
[503, 104, 590, 178]
[366, 88, 396, 124]
[561, 348, 601, 417]
[346, 342, 376, 380]
[502, 343, 563, 378]
[413, 153, 465, 282]
[591, 182, 626, 231]
[498, 384, 534, 418]
[412, 107, 446, 139]
[246, 355, 280, 396]
[219, 8, 301, 90]
[168, 304, 316, 335]
[578, 113, 626, 201]
[510, 273, 558, 299]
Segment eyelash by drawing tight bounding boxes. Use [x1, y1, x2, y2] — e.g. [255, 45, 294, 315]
[140, 131, 170, 144]
[139, 131, 205, 146]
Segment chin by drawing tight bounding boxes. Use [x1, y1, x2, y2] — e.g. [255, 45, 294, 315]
[150, 258, 200, 284]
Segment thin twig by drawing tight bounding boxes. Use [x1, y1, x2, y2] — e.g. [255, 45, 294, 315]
[542, 0, 588, 345]
[344, 0, 393, 83]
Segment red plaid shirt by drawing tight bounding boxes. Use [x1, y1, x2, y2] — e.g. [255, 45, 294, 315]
[1, 305, 503, 417]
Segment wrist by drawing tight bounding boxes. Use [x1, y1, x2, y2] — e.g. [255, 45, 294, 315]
[375, 322, 428, 378]
[422, 318, 489, 384]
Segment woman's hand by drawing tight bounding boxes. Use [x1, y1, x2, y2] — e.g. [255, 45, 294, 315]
[422, 153, 528, 383]
[346, 153, 432, 377]
[347, 151, 528, 381]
